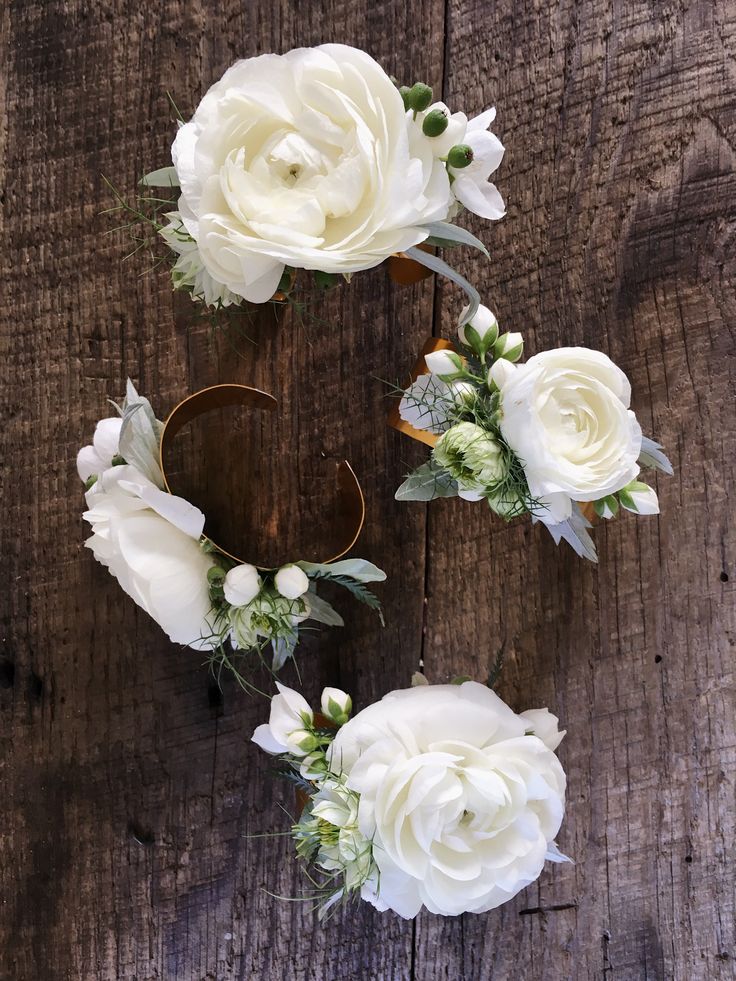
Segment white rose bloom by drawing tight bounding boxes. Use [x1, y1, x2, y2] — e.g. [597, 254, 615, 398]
[448, 109, 506, 220]
[224, 564, 262, 607]
[77, 417, 123, 482]
[494, 348, 643, 519]
[171, 44, 452, 303]
[328, 681, 568, 918]
[252, 682, 314, 755]
[82, 465, 216, 650]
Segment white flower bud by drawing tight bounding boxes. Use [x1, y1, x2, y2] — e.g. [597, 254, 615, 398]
[424, 349, 463, 377]
[449, 380, 477, 406]
[274, 563, 310, 600]
[286, 728, 319, 757]
[594, 495, 619, 520]
[299, 750, 329, 781]
[224, 563, 262, 607]
[619, 482, 659, 515]
[321, 687, 353, 724]
[489, 358, 517, 390]
[458, 303, 498, 350]
[493, 331, 524, 362]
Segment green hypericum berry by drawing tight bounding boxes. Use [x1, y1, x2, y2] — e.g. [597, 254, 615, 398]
[447, 144, 474, 169]
[406, 82, 433, 112]
[111, 454, 126, 466]
[84, 474, 98, 491]
[422, 107, 449, 137]
[207, 566, 226, 585]
[399, 85, 412, 109]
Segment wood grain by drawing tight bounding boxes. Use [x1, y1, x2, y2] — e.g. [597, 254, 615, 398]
[0, 1, 733, 979]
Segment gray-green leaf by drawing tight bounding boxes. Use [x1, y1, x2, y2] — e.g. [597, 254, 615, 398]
[298, 559, 386, 583]
[305, 591, 345, 627]
[639, 435, 673, 476]
[395, 461, 459, 502]
[423, 221, 490, 258]
[139, 166, 180, 188]
[404, 247, 481, 322]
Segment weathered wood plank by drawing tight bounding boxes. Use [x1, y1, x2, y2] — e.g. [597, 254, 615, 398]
[0, 0, 733, 979]
[413, 1, 736, 979]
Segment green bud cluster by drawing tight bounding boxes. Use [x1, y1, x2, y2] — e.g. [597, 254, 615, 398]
[401, 81, 433, 113]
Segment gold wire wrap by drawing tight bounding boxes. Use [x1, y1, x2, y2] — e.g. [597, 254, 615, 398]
[159, 384, 365, 569]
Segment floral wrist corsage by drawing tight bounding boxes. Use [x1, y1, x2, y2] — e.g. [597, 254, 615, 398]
[253, 679, 569, 918]
[115, 44, 506, 319]
[77, 382, 384, 684]
[393, 303, 672, 561]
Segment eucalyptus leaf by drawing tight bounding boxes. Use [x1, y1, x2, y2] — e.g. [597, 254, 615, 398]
[395, 461, 459, 502]
[140, 166, 180, 188]
[538, 503, 598, 563]
[404, 247, 481, 322]
[305, 591, 345, 627]
[639, 435, 673, 476]
[118, 380, 165, 487]
[298, 559, 386, 583]
[271, 632, 297, 671]
[423, 221, 490, 258]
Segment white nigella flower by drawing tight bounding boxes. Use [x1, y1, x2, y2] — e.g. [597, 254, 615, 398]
[77, 417, 123, 483]
[448, 109, 506, 221]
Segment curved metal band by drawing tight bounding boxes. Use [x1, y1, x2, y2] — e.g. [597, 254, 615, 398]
[159, 383, 365, 569]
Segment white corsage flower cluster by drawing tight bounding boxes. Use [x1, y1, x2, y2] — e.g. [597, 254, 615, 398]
[133, 44, 504, 314]
[395, 304, 672, 561]
[253, 680, 569, 918]
[77, 382, 385, 681]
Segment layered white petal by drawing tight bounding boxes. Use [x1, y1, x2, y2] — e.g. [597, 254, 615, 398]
[81, 465, 215, 650]
[171, 44, 453, 302]
[328, 682, 568, 917]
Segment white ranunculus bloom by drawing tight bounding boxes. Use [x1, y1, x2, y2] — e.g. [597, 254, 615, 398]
[224, 563, 262, 607]
[82, 465, 216, 650]
[494, 348, 643, 520]
[171, 45, 452, 303]
[328, 681, 568, 918]
[77, 417, 123, 482]
[252, 682, 314, 754]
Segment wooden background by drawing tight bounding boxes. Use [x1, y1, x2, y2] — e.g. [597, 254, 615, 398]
[1, 1, 734, 978]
